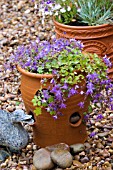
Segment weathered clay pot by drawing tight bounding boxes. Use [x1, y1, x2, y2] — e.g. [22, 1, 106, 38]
[18, 66, 89, 147]
[53, 19, 113, 79]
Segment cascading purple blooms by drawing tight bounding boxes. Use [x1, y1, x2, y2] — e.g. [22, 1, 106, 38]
[6, 37, 113, 121]
[86, 71, 113, 111]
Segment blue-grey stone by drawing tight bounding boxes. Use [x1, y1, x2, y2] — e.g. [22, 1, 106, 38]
[0, 109, 34, 152]
[0, 150, 10, 163]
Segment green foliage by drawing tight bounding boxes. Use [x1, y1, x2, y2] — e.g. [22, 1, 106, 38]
[77, 0, 113, 25]
[55, 0, 77, 24]
[34, 107, 42, 116]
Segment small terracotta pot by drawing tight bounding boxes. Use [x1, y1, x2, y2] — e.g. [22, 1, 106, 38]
[18, 66, 89, 147]
[53, 18, 113, 80]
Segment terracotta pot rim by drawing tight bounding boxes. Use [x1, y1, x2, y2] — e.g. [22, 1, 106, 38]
[53, 17, 112, 30]
[17, 65, 53, 78]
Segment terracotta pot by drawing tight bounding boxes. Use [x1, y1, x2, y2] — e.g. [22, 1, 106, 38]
[53, 19, 113, 80]
[18, 66, 90, 147]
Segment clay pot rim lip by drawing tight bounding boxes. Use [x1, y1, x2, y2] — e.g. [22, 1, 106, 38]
[53, 17, 112, 29]
[17, 65, 53, 78]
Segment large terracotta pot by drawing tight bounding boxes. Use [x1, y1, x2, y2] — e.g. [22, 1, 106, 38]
[53, 19, 113, 79]
[18, 66, 90, 147]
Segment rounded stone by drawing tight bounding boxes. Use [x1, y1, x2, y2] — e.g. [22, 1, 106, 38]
[46, 143, 70, 152]
[70, 143, 85, 154]
[80, 156, 89, 163]
[51, 149, 73, 168]
[33, 148, 54, 170]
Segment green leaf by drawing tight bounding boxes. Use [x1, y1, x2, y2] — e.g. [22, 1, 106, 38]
[34, 107, 41, 116]
[50, 111, 55, 115]
[16, 101, 21, 106]
[88, 105, 92, 113]
[37, 67, 44, 74]
[48, 96, 54, 103]
[83, 112, 87, 115]
[42, 103, 47, 107]
[32, 96, 38, 106]
[38, 101, 41, 106]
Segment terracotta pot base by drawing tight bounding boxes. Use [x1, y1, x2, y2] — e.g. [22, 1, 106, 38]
[18, 66, 89, 147]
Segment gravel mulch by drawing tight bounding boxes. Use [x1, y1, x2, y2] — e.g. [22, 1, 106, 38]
[0, 0, 113, 169]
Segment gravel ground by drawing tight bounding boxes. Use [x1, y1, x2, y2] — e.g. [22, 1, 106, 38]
[0, 0, 113, 169]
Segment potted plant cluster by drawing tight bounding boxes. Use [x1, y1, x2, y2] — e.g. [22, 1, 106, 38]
[7, 38, 113, 147]
[36, 0, 113, 79]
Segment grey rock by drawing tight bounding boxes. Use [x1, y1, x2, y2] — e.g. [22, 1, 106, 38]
[38, 32, 45, 41]
[70, 144, 85, 154]
[51, 149, 73, 168]
[97, 132, 109, 137]
[0, 38, 9, 46]
[84, 142, 91, 149]
[80, 156, 89, 163]
[46, 143, 70, 152]
[10, 40, 19, 46]
[33, 148, 54, 170]
[0, 150, 10, 163]
[0, 109, 34, 152]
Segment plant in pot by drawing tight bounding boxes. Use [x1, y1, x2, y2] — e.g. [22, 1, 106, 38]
[35, 0, 113, 79]
[6, 38, 113, 147]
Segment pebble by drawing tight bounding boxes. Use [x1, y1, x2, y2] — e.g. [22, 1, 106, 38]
[70, 143, 85, 154]
[73, 160, 82, 168]
[74, 155, 80, 161]
[84, 142, 91, 149]
[51, 149, 73, 168]
[24, 9, 31, 14]
[80, 156, 89, 163]
[97, 132, 109, 137]
[33, 148, 54, 170]
[109, 113, 113, 119]
[97, 142, 104, 149]
[46, 143, 70, 152]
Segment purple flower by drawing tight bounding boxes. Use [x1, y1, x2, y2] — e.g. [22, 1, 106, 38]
[25, 60, 31, 67]
[84, 114, 89, 121]
[110, 98, 113, 102]
[43, 90, 50, 99]
[110, 104, 113, 110]
[53, 115, 58, 120]
[42, 99, 46, 103]
[86, 72, 98, 81]
[40, 79, 45, 84]
[52, 69, 58, 75]
[78, 101, 84, 108]
[51, 84, 60, 93]
[62, 83, 68, 90]
[50, 78, 55, 84]
[55, 90, 62, 100]
[45, 7, 48, 11]
[96, 114, 104, 120]
[68, 88, 78, 97]
[59, 102, 66, 109]
[90, 132, 96, 137]
[75, 85, 79, 89]
[63, 31, 66, 34]
[103, 55, 112, 68]
[86, 82, 95, 95]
